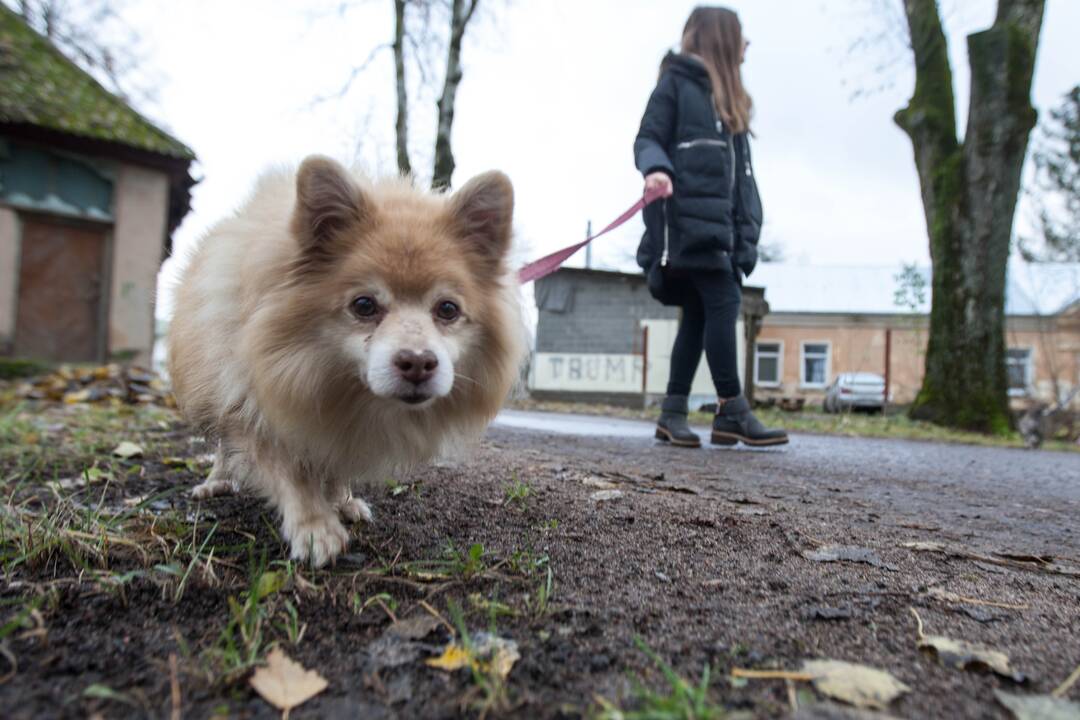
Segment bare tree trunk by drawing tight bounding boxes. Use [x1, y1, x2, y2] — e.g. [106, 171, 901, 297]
[393, 0, 412, 177]
[896, 0, 1044, 433]
[431, 0, 479, 191]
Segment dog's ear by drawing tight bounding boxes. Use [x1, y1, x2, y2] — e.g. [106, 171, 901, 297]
[446, 171, 514, 268]
[292, 155, 369, 254]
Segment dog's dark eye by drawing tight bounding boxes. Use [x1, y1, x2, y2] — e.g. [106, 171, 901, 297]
[435, 300, 460, 322]
[351, 296, 379, 318]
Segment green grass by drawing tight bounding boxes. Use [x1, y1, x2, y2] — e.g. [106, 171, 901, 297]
[595, 638, 728, 719]
[503, 476, 533, 508]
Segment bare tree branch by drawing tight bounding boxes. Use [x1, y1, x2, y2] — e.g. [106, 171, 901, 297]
[393, 0, 411, 175]
[309, 42, 392, 107]
[431, 0, 480, 190]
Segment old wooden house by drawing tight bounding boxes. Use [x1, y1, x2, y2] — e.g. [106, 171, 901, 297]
[0, 6, 195, 364]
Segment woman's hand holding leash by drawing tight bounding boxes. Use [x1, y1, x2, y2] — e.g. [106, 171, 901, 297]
[644, 172, 674, 198]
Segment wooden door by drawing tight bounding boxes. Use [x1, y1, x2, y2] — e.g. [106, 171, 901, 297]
[14, 217, 108, 362]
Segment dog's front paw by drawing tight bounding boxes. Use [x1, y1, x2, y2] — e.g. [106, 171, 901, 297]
[285, 514, 349, 568]
[337, 496, 373, 524]
[191, 478, 236, 500]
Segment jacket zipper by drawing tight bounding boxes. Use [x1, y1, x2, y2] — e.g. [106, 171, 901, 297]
[675, 138, 727, 150]
[708, 93, 736, 196]
[660, 199, 669, 267]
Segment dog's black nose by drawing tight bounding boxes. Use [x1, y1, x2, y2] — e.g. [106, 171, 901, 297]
[394, 350, 438, 384]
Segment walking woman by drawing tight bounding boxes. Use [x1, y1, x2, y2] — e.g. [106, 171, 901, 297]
[635, 6, 787, 448]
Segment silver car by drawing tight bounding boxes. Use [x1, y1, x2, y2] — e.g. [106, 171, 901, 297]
[823, 372, 886, 413]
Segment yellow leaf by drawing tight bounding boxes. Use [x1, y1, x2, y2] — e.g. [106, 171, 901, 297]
[249, 648, 328, 714]
[801, 659, 910, 710]
[426, 644, 473, 671]
[425, 634, 520, 679]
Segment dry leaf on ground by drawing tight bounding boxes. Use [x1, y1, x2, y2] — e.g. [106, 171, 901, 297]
[910, 608, 1027, 682]
[111, 441, 143, 459]
[426, 633, 520, 679]
[995, 691, 1080, 720]
[800, 659, 910, 710]
[249, 648, 328, 717]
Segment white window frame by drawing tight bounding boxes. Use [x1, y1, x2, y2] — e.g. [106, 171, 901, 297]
[1006, 346, 1034, 397]
[754, 340, 784, 388]
[800, 341, 832, 389]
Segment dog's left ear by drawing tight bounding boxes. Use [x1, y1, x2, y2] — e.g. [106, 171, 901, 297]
[446, 171, 514, 267]
[292, 155, 370, 255]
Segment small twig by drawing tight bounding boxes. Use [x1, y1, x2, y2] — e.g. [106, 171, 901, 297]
[169, 653, 181, 720]
[375, 598, 398, 624]
[731, 668, 815, 681]
[1053, 662, 1080, 699]
[909, 607, 926, 641]
[926, 588, 1028, 610]
[419, 600, 456, 637]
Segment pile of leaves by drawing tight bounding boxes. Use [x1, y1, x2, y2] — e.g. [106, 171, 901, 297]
[10, 364, 175, 407]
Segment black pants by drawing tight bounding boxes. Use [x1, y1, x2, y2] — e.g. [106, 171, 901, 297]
[666, 270, 742, 399]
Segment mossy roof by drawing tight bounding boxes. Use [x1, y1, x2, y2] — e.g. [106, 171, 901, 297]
[0, 5, 194, 160]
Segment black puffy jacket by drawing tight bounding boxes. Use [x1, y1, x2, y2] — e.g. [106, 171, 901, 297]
[634, 52, 762, 278]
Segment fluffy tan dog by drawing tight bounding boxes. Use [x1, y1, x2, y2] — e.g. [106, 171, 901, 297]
[167, 156, 525, 566]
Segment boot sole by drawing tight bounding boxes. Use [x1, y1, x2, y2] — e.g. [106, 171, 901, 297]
[711, 431, 789, 447]
[655, 427, 701, 448]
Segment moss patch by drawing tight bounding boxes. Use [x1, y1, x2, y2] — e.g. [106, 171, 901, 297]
[0, 6, 194, 159]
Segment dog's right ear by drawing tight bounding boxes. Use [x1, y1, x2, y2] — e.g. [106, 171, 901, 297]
[292, 155, 369, 254]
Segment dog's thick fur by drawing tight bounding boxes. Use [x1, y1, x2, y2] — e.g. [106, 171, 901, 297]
[168, 156, 525, 566]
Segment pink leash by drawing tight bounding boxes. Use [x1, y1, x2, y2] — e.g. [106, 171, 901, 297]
[516, 186, 665, 284]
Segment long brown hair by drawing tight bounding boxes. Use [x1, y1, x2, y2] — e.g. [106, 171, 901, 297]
[680, 6, 752, 134]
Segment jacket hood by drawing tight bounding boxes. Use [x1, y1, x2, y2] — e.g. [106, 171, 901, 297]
[659, 51, 710, 86]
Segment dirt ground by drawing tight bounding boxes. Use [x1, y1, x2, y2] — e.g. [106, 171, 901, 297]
[1, 403, 1079, 719]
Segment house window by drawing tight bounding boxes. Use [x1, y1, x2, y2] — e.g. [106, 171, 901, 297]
[755, 342, 783, 387]
[1006, 348, 1033, 396]
[800, 342, 830, 388]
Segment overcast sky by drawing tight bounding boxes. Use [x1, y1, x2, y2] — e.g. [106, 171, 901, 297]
[118, 0, 1080, 319]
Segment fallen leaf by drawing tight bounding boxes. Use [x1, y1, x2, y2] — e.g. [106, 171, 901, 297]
[801, 659, 910, 710]
[426, 643, 473, 671]
[995, 691, 1080, 720]
[582, 476, 617, 489]
[386, 615, 442, 641]
[426, 633, 519, 679]
[918, 634, 1027, 682]
[253, 571, 287, 602]
[589, 490, 624, 502]
[249, 648, 328, 715]
[803, 546, 897, 571]
[112, 441, 143, 459]
[910, 607, 1026, 682]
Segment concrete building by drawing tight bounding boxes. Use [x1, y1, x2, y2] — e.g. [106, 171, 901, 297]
[530, 267, 768, 407]
[0, 7, 195, 365]
[749, 263, 1080, 408]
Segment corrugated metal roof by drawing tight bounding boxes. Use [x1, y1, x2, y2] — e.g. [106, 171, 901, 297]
[750, 262, 1080, 317]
